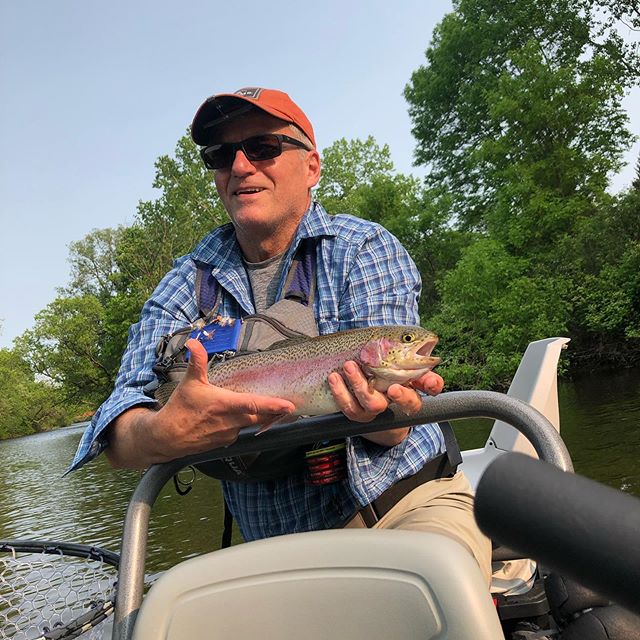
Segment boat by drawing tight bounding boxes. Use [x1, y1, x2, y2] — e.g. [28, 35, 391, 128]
[113, 338, 576, 639]
[4, 337, 638, 639]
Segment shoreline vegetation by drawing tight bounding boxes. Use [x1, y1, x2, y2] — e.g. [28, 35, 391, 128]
[2, 0, 639, 441]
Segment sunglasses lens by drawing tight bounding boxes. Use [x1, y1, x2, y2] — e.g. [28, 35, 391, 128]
[201, 145, 232, 170]
[243, 135, 281, 162]
[201, 135, 286, 170]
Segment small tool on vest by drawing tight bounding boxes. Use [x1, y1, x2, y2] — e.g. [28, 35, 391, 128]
[190, 317, 242, 358]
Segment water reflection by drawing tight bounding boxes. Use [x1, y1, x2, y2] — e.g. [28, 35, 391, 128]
[453, 371, 640, 497]
[0, 425, 234, 575]
[559, 369, 640, 495]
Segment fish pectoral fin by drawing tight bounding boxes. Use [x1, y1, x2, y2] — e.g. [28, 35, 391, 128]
[255, 413, 300, 435]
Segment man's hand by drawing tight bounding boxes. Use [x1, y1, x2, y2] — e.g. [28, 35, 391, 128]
[327, 361, 444, 447]
[105, 338, 295, 469]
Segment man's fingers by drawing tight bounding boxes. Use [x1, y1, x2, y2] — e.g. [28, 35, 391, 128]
[184, 338, 210, 384]
[412, 371, 445, 396]
[202, 384, 295, 419]
[387, 384, 423, 414]
[341, 361, 388, 413]
[225, 390, 295, 417]
[328, 364, 386, 422]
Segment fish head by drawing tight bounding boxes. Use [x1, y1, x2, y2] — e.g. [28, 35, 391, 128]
[358, 327, 441, 390]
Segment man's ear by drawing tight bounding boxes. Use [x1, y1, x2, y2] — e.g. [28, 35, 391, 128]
[306, 150, 321, 189]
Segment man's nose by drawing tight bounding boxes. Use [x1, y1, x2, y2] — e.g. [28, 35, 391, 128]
[230, 149, 256, 174]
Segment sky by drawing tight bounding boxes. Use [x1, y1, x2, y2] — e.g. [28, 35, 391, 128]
[1, 1, 639, 349]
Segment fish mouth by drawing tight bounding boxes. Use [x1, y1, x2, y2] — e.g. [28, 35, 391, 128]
[359, 333, 442, 373]
[415, 337, 438, 358]
[401, 337, 441, 369]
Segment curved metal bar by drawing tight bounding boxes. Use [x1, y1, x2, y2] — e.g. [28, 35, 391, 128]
[114, 461, 184, 640]
[113, 390, 572, 639]
[177, 390, 573, 472]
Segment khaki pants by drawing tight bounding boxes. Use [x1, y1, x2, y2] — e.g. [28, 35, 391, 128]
[345, 471, 493, 587]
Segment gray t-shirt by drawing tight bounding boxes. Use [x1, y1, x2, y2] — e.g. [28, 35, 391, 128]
[243, 252, 286, 313]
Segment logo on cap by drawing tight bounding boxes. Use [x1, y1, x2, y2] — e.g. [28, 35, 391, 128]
[234, 87, 263, 99]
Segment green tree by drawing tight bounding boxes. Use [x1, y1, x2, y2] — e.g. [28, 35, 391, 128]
[15, 296, 116, 406]
[405, 0, 639, 245]
[100, 132, 231, 377]
[431, 240, 571, 388]
[61, 227, 133, 374]
[114, 132, 228, 310]
[317, 137, 471, 315]
[404, 0, 640, 385]
[315, 136, 395, 213]
[569, 187, 640, 363]
[64, 227, 124, 302]
[0, 348, 75, 439]
[10, 134, 228, 419]
[632, 152, 640, 192]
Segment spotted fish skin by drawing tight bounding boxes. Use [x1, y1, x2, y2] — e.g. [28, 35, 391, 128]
[155, 325, 440, 416]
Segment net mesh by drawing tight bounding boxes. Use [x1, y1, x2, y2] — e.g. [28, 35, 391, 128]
[0, 544, 117, 640]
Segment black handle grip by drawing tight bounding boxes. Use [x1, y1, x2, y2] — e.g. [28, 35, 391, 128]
[474, 452, 640, 616]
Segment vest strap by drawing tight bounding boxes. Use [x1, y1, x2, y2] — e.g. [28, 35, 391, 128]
[195, 238, 317, 317]
[281, 238, 317, 306]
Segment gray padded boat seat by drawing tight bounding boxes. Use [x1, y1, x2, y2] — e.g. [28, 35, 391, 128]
[132, 529, 504, 639]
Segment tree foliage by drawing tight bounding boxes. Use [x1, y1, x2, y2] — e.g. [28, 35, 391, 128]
[405, 0, 639, 242]
[4, 134, 229, 438]
[431, 239, 571, 388]
[315, 136, 395, 212]
[64, 227, 124, 302]
[404, 0, 640, 385]
[114, 133, 228, 310]
[15, 295, 116, 406]
[570, 187, 640, 356]
[317, 137, 471, 314]
[0, 348, 76, 439]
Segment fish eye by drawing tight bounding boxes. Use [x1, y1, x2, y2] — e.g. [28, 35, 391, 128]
[401, 333, 415, 343]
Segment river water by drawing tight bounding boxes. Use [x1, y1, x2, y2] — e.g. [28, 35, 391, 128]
[1, 369, 639, 577]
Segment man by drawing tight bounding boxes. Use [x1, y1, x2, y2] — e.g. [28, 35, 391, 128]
[70, 87, 491, 585]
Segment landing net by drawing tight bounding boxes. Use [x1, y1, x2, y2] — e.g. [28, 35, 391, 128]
[0, 540, 119, 640]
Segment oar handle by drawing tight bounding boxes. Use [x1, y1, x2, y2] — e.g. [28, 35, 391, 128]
[475, 452, 640, 616]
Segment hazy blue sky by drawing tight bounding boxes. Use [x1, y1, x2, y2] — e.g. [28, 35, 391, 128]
[1, 1, 638, 349]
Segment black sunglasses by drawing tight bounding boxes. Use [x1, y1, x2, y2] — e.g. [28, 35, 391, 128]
[200, 134, 311, 170]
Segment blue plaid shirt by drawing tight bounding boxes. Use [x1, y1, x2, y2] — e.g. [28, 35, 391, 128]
[70, 202, 445, 539]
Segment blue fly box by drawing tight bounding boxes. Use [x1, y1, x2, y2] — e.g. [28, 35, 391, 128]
[189, 319, 242, 358]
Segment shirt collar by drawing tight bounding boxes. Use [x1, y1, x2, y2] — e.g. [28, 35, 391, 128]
[190, 200, 334, 267]
[189, 201, 334, 315]
[296, 201, 336, 242]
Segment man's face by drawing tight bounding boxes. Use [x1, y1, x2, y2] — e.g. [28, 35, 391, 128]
[212, 111, 320, 254]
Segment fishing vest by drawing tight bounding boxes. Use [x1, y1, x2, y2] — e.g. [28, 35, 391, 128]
[150, 239, 324, 482]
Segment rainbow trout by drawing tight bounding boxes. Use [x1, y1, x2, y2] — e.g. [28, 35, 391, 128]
[155, 325, 440, 416]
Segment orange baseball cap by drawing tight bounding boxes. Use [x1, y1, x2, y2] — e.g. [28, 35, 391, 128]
[191, 87, 316, 148]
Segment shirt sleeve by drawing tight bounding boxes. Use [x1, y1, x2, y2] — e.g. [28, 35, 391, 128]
[337, 225, 422, 329]
[67, 256, 199, 472]
[336, 223, 445, 506]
